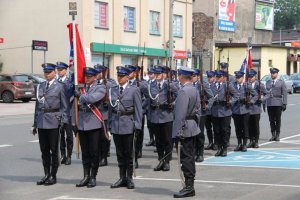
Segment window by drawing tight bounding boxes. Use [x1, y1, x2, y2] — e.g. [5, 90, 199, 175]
[124, 6, 135, 32]
[121, 56, 137, 65]
[173, 15, 183, 37]
[94, 1, 108, 28]
[149, 11, 160, 35]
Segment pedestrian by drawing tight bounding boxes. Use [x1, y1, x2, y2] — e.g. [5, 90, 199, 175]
[33, 63, 69, 185]
[109, 66, 142, 189]
[75, 67, 106, 188]
[265, 68, 287, 141]
[172, 67, 200, 198]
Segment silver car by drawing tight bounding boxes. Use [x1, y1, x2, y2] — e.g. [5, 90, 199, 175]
[261, 74, 294, 94]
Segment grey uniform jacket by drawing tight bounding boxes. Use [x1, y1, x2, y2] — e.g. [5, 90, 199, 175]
[147, 80, 179, 124]
[78, 81, 106, 131]
[108, 84, 143, 135]
[194, 81, 214, 116]
[34, 79, 69, 129]
[172, 83, 200, 138]
[265, 79, 287, 107]
[130, 78, 148, 114]
[232, 82, 258, 115]
[98, 79, 117, 120]
[249, 80, 267, 115]
[211, 81, 238, 117]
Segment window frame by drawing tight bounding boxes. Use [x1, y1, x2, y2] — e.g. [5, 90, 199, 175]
[123, 6, 136, 32]
[173, 14, 183, 38]
[149, 10, 160, 36]
[94, 1, 109, 29]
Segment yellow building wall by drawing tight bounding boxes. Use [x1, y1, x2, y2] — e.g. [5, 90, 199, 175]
[261, 48, 287, 77]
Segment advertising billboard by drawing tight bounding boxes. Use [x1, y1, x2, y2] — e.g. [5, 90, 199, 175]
[255, 3, 274, 30]
[218, 0, 236, 32]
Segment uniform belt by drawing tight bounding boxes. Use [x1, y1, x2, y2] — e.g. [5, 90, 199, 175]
[213, 101, 226, 106]
[40, 108, 59, 113]
[112, 110, 134, 116]
[185, 115, 197, 121]
[79, 107, 92, 112]
[150, 104, 173, 110]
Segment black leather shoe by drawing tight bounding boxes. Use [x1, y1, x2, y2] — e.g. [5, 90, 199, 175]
[173, 186, 195, 198]
[60, 156, 66, 164]
[195, 155, 204, 163]
[110, 178, 127, 188]
[87, 178, 96, 188]
[44, 176, 56, 185]
[269, 132, 276, 141]
[99, 158, 108, 167]
[212, 144, 218, 151]
[154, 161, 164, 171]
[220, 147, 227, 157]
[253, 142, 259, 148]
[241, 145, 247, 152]
[204, 143, 213, 150]
[137, 151, 142, 158]
[162, 162, 170, 171]
[36, 175, 49, 185]
[135, 160, 139, 169]
[215, 147, 222, 156]
[247, 141, 254, 148]
[76, 177, 90, 187]
[65, 157, 71, 165]
[275, 133, 280, 141]
[126, 178, 135, 189]
[234, 144, 242, 152]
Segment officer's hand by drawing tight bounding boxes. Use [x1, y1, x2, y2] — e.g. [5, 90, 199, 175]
[282, 104, 287, 112]
[176, 134, 184, 142]
[73, 125, 78, 133]
[263, 104, 266, 112]
[74, 90, 81, 98]
[135, 129, 142, 135]
[31, 126, 37, 136]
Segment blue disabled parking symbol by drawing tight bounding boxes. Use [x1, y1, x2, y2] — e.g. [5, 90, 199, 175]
[202, 149, 300, 169]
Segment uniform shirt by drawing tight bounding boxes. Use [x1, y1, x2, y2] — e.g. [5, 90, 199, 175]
[265, 78, 287, 106]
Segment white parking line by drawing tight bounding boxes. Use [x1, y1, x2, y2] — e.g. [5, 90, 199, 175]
[135, 177, 300, 188]
[0, 144, 13, 148]
[48, 196, 124, 200]
[28, 140, 39, 143]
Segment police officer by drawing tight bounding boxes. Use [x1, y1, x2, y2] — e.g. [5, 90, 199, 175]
[191, 69, 214, 162]
[232, 71, 258, 152]
[148, 66, 178, 171]
[172, 67, 200, 198]
[33, 63, 69, 185]
[56, 62, 74, 165]
[205, 71, 218, 150]
[75, 67, 106, 188]
[211, 71, 238, 157]
[220, 62, 235, 83]
[109, 66, 142, 189]
[265, 68, 287, 141]
[247, 69, 267, 148]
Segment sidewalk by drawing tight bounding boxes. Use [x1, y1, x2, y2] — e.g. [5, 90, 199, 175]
[0, 100, 35, 116]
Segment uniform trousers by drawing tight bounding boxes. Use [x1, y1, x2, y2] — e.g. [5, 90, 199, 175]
[180, 136, 196, 181]
[78, 129, 101, 169]
[99, 121, 110, 160]
[153, 121, 173, 161]
[212, 116, 231, 147]
[38, 128, 59, 169]
[232, 113, 250, 140]
[135, 115, 145, 158]
[195, 116, 206, 156]
[60, 119, 73, 157]
[267, 106, 282, 133]
[147, 119, 155, 142]
[113, 134, 134, 170]
[249, 114, 260, 142]
[205, 115, 215, 144]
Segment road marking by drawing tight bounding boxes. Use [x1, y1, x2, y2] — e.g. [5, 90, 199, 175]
[135, 177, 300, 188]
[0, 144, 13, 148]
[257, 133, 300, 147]
[28, 140, 39, 143]
[48, 196, 124, 200]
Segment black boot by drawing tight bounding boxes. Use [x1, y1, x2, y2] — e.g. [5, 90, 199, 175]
[87, 168, 98, 188]
[146, 139, 154, 146]
[126, 168, 135, 189]
[234, 138, 242, 152]
[253, 139, 259, 148]
[221, 146, 227, 157]
[36, 167, 50, 185]
[162, 161, 170, 171]
[154, 160, 165, 171]
[76, 167, 90, 187]
[205, 142, 213, 150]
[44, 167, 57, 185]
[212, 143, 218, 151]
[135, 160, 139, 169]
[215, 146, 223, 157]
[275, 131, 280, 141]
[65, 156, 71, 165]
[195, 155, 204, 162]
[60, 154, 66, 164]
[173, 179, 195, 198]
[111, 168, 127, 188]
[99, 158, 108, 167]
[241, 138, 247, 152]
[269, 131, 276, 141]
[247, 139, 254, 148]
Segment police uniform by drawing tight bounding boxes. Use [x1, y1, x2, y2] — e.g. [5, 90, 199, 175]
[192, 69, 214, 162]
[75, 67, 106, 188]
[109, 66, 142, 189]
[211, 71, 238, 157]
[247, 70, 267, 148]
[265, 68, 288, 141]
[148, 66, 179, 172]
[172, 67, 200, 198]
[56, 62, 74, 165]
[232, 71, 258, 152]
[33, 63, 70, 185]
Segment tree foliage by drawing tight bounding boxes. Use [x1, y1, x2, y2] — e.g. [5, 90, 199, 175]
[274, 0, 300, 30]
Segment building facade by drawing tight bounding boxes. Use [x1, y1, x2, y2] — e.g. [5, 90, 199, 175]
[0, 0, 192, 77]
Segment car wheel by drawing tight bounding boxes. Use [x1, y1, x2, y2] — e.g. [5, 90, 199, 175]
[2, 91, 14, 103]
[21, 98, 31, 102]
[289, 86, 294, 94]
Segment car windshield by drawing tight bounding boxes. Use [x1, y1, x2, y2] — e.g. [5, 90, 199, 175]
[32, 74, 46, 82]
[261, 75, 271, 81]
[291, 74, 300, 80]
[12, 75, 29, 82]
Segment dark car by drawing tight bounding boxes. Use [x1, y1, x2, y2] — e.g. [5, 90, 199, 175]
[18, 73, 46, 97]
[0, 74, 35, 103]
[290, 73, 300, 93]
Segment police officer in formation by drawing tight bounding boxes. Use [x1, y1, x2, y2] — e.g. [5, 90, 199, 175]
[109, 66, 142, 189]
[265, 68, 287, 141]
[172, 67, 200, 198]
[205, 71, 218, 150]
[247, 69, 266, 148]
[232, 71, 258, 152]
[56, 62, 74, 165]
[191, 69, 214, 162]
[148, 66, 178, 172]
[211, 70, 238, 157]
[75, 67, 106, 188]
[33, 63, 70, 185]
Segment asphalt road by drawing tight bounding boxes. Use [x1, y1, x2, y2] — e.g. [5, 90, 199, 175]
[1, 94, 300, 200]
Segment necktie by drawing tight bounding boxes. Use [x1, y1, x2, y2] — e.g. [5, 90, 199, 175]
[120, 86, 124, 94]
[158, 83, 161, 90]
[239, 84, 242, 90]
[46, 82, 49, 90]
[272, 80, 275, 87]
[193, 82, 196, 86]
[86, 85, 90, 92]
[217, 83, 220, 89]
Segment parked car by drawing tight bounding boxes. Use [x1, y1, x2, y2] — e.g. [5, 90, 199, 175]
[18, 73, 46, 97]
[261, 74, 294, 94]
[0, 74, 35, 103]
[290, 73, 300, 93]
